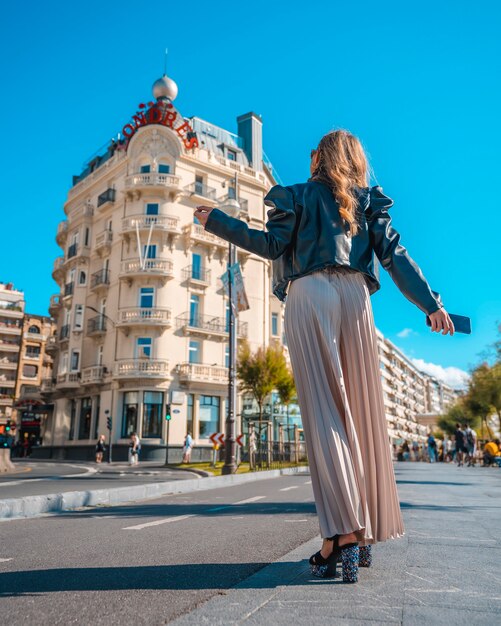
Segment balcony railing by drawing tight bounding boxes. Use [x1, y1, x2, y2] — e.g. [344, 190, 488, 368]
[64, 282, 74, 297]
[67, 243, 78, 259]
[0, 340, 21, 352]
[95, 229, 113, 253]
[218, 193, 249, 215]
[60, 324, 70, 340]
[124, 173, 181, 194]
[0, 323, 22, 336]
[121, 214, 181, 235]
[87, 315, 107, 335]
[52, 256, 65, 279]
[56, 372, 80, 388]
[120, 259, 174, 279]
[117, 307, 172, 328]
[177, 362, 229, 384]
[45, 336, 58, 352]
[184, 182, 218, 204]
[114, 359, 170, 379]
[183, 223, 228, 250]
[41, 377, 55, 393]
[0, 359, 18, 369]
[81, 365, 106, 385]
[181, 265, 211, 285]
[56, 220, 68, 245]
[97, 188, 116, 208]
[176, 313, 248, 338]
[90, 269, 110, 290]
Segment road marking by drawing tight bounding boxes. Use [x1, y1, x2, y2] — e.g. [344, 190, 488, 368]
[0, 478, 46, 488]
[284, 519, 308, 523]
[304, 480, 312, 485]
[233, 496, 266, 505]
[123, 514, 195, 530]
[0, 558, 13, 562]
[280, 486, 298, 491]
[207, 506, 232, 512]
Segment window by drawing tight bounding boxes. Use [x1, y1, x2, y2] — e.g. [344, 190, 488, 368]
[26, 345, 40, 358]
[195, 174, 204, 195]
[136, 337, 152, 358]
[79, 270, 87, 285]
[187, 394, 194, 436]
[158, 163, 170, 173]
[22, 364, 38, 378]
[142, 391, 163, 438]
[84, 227, 90, 247]
[192, 253, 202, 280]
[199, 395, 220, 438]
[60, 351, 69, 374]
[107, 219, 112, 232]
[140, 164, 151, 173]
[122, 391, 138, 438]
[225, 301, 230, 332]
[28, 325, 40, 334]
[189, 340, 200, 364]
[145, 203, 159, 215]
[79, 397, 92, 439]
[227, 149, 237, 161]
[70, 350, 80, 372]
[225, 344, 230, 368]
[271, 313, 279, 336]
[93, 395, 100, 440]
[139, 287, 154, 308]
[189, 294, 200, 326]
[74, 305, 84, 330]
[143, 244, 157, 259]
[69, 399, 76, 440]
[97, 345, 104, 366]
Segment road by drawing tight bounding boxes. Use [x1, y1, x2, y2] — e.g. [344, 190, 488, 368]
[0, 460, 195, 498]
[0, 472, 318, 624]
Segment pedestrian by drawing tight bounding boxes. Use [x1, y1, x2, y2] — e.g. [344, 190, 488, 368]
[402, 440, 410, 461]
[427, 433, 437, 463]
[128, 431, 141, 466]
[194, 130, 455, 583]
[454, 423, 466, 467]
[95, 434, 106, 463]
[182, 432, 193, 463]
[463, 423, 477, 467]
[483, 439, 501, 467]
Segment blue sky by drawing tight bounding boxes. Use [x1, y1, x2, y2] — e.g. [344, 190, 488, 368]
[1, 0, 499, 387]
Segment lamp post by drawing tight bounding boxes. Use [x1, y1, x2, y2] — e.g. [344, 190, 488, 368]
[219, 177, 241, 475]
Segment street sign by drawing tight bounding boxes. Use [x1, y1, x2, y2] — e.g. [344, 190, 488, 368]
[220, 262, 250, 312]
[209, 432, 225, 446]
[236, 434, 244, 447]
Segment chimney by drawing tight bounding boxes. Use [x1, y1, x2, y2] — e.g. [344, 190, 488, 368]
[237, 112, 263, 171]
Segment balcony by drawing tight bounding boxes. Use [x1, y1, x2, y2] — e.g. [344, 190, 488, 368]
[0, 323, 22, 336]
[56, 372, 80, 389]
[177, 362, 228, 386]
[0, 304, 24, 319]
[124, 173, 181, 200]
[117, 307, 172, 329]
[81, 365, 106, 385]
[181, 265, 211, 289]
[95, 230, 113, 256]
[119, 259, 174, 283]
[114, 358, 170, 380]
[121, 214, 181, 249]
[175, 313, 248, 340]
[90, 269, 110, 292]
[56, 220, 68, 246]
[45, 336, 58, 353]
[97, 188, 116, 210]
[183, 223, 228, 260]
[52, 256, 65, 281]
[63, 282, 74, 299]
[218, 193, 249, 216]
[0, 359, 18, 370]
[87, 315, 107, 337]
[0, 377, 16, 388]
[66, 244, 90, 264]
[60, 324, 70, 341]
[49, 294, 62, 316]
[41, 378, 55, 393]
[183, 182, 218, 207]
[0, 341, 20, 352]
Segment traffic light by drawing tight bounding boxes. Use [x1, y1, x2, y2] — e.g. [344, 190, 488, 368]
[5, 420, 11, 433]
[165, 404, 171, 421]
[106, 415, 112, 430]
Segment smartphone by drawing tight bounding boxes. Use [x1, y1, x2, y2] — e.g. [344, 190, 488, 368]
[425, 313, 471, 334]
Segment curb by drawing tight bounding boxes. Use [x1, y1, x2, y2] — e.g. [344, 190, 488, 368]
[0, 466, 310, 521]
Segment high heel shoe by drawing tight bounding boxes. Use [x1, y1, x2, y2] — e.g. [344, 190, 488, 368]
[310, 535, 359, 582]
[358, 545, 372, 568]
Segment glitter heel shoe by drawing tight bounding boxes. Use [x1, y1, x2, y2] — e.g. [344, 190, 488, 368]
[310, 535, 359, 580]
[358, 545, 372, 568]
[340, 544, 359, 583]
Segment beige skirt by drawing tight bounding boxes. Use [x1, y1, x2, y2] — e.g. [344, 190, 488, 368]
[284, 265, 405, 545]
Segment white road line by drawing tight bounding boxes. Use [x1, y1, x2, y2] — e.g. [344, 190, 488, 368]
[284, 519, 308, 523]
[233, 496, 266, 505]
[0, 558, 13, 562]
[0, 478, 45, 488]
[123, 514, 195, 530]
[304, 480, 312, 485]
[280, 486, 298, 492]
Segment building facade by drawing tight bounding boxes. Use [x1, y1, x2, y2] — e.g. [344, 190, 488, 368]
[0, 283, 25, 424]
[42, 74, 284, 459]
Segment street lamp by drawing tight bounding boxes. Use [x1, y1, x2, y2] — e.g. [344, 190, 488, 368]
[219, 178, 241, 475]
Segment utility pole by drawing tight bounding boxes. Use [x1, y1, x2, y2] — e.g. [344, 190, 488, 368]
[105, 409, 112, 463]
[164, 403, 172, 466]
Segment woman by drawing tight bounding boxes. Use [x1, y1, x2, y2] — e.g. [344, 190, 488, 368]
[182, 432, 194, 463]
[195, 130, 454, 583]
[95, 434, 106, 463]
[128, 431, 141, 466]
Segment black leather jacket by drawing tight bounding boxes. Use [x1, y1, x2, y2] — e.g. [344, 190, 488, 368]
[204, 179, 444, 316]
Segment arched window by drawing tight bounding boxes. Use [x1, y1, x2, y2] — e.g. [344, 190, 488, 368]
[28, 325, 40, 334]
[79, 271, 87, 285]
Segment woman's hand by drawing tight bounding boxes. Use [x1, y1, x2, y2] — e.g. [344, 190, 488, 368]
[428, 308, 455, 335]
[194, 205, 214, 228]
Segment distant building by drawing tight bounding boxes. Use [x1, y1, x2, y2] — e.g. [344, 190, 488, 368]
[0, 283, 25, 424]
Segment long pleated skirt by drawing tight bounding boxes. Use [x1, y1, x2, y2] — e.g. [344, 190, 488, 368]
[283, 265, 405, 546]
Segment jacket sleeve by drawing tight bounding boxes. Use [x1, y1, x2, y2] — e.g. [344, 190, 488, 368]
[366, 186, 444, 316]
[203, 185, 297, 260]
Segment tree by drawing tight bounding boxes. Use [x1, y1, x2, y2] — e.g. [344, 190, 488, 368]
[467, 362, 501, 434]
[276, 367, 297, 440]
[437, 398, 478, 435]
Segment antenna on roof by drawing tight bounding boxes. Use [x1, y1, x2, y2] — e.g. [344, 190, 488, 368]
[164, 47, 168, 75]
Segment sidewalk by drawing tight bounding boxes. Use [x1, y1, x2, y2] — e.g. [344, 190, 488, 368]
[171, 462, 501, 625]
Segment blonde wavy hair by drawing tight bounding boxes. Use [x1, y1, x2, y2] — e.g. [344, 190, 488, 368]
[310, 130, 370, 236]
